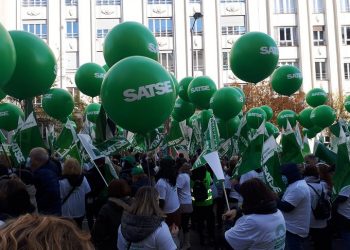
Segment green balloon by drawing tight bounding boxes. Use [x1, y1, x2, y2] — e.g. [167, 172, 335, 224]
[306, 125, 323, 138]
[102, 64, 110, 72]
[199, 109, 213, 133]
[101, 56, 176, 134]
[170, 73, 179, 97]
[0, 23, 16, 88]
[246, 107, 266, 129]
[0, 89, 6, 101]
[298, 108, 313, 129]
[103, 22, 158, 67]
[306, 88, 328, 107]
[277, 110, 297, 129]
[186, 113, 198, 128]
[310, 105, 336, 128]
[265, 122, 279, 138]
[344, 96, 350, 113]
[172, 98, 195, 122]
[188, 76, 217, 110]
[85, 103, 101, 123]
[271, 65, 303, 96]
[178, 77, 193, 102]
[260, 105, 273, 121]
[211, 87, 245, 121]
[0, 103, 24, 131]
[2, 31, 56, 100]
[230, 32, 279, 83]
[75, 63, 106, 97]
[42, 88, 74, 121]
[217, 116, 240, 140]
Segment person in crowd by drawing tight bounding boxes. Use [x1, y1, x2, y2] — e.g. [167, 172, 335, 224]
[14, 165, 37, 212]
[278, 163, 311, 250]
[239, 168, 264, 185]
[317, 163, 333, 193]
[0, 214, 94, 250]
[191, 165, 215, 246]
[155, 157, 181, 228]
[29, 147, 61, 216]
[0, 177, 35, 222]
[304, 154, 319, 168]
[224, 178, 286, 250]
[176, 162, 193, 250]
[0, 154, 12, 180]
[117, 186, 178, 250]
[120, 155, 137, 185]
[59, 158, 91, 229]
[131, 166, 151, 196]
[92, 179, 133, 250]
[140, 153, 157, 184]
[304, 164, 332, 250]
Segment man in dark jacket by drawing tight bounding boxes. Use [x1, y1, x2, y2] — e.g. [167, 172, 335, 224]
[29, 147, 61, 216]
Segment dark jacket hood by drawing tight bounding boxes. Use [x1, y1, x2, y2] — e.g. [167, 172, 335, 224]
[121, 212, 164, 243]
[281, 163, 302, 184]
[62, 174, 84, 187]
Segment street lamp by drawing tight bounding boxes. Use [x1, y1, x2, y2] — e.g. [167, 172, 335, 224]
[190, 12, 203, 77]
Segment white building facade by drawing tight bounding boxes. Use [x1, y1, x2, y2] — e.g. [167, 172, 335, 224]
[1, 0, 350, 103]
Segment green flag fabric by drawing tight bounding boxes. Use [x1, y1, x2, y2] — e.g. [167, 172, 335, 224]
[55, 119, 77, 154]
[302, 136, 311, 157]
[280, 121, 304, 164]
[164, 122, 183, 147]
[96, 136, 130, 156]
[235, 115, 250, 154]
[314, 140, 337, 166]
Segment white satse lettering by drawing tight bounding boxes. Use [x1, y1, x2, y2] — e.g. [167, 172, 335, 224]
[260, 46, 278, 55]
[123, 89, 138, 102]
[94, 73, 105, 79]
[0, 111, 9, 117]
[123, 80, 173, 102]
[287, 73, 302, 79]
[190, 85, 210, 93]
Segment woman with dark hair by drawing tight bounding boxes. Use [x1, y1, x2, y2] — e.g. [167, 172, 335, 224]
[92, 179, 133, 250]
[155, 157, 180, 228]
[117, 186, 177, 250]
[224, 178, 286, 250]
[304, 164, 332, 250]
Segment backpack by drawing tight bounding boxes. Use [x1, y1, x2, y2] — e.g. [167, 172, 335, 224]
[307, 183, 331, 220]
[193, 180, 208, 202]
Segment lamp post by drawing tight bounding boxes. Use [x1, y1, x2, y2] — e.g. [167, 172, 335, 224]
[190, 12, 203, 77]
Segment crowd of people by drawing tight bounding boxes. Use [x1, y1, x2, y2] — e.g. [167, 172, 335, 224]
[0, 146, 349, 250]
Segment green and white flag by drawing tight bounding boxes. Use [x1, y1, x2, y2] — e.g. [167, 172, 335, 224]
[280, 120, 304, 164]
[192, 117, 203, 148]
[262, 136, 285, 194]
[45, 124, 55, 154]
[218, 138, 233, 158]
[9, 143, 26, 166]
[55, 119, 77, 154]
[164, 121, 184, 147]
[13, 112, 45, 158]
[302, 136, 311, 157]
[60, 142, 82, 164]
[235, 115, 250, 154]
[0, 130, 7, 143]
[235, 121, 265, 176]
[333, 127, 350, 198]
[96, 136, 130, 156]
[314, 140, 337, 166]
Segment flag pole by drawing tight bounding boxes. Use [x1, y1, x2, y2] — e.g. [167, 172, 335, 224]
[91, 159, 108, 187]
[222, 181, 231, 211]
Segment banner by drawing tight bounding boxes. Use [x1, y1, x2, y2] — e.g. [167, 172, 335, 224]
[96, 136, 130, 156]
[280, 120, 304, 164]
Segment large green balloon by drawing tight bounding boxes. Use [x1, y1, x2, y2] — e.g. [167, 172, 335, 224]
[0, 103, 24, 131]
[199, 109, 213, 133]
[265, 122, 279, 138]
[172, 98, 195, 122]
[271, 65, 303, 96]
[232, 87, 246, 103]
[246, 107, 266, 129]
[2, 31, 56, 100]
[170, 73, 179, 97]
[230, 32, 279, 83]
[188, 76, 217, 110]
[306, 88, 328, 108]
[260, 105, 273, 121]
[102, 64, 110, 72]
[75, 63, 106, 97]
[85, 103, 101, 123]
[0, 23, 16, 88]
[298, 108, 313, 129]
[344, 96, 350, 113]
[211, 87, 245, 121]
[306, 125, 323, 139]
[101, 56, 176, 134]
[178, 77, 193, 102]
[42, 88, 74, 121]
[277, 110, 297, 129]
[103, 22, 158, 67]
[310, 105, 336, 128]
[217, 116, 240, 140]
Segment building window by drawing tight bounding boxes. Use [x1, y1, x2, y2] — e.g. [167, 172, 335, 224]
[190, 17, 203, 35]
[313, 0, 323, 13]
[96, 0, 121, 5]
[193, 50, 204, 71]
[147, 0, 172, 4]
[342, 26, 350, 45]
[97, 29, 109, 38]
[189, 0, 201, 3]
[341, 0, 350, 12]
[23, 23, 47, 39]
[278, 60, 299, 68]
[274, 0, 296, 14]
[315, 61, 327, 80]
[313, 26, 325, 46]
[221, 26, 246, 35]
[223, 51, 229, 70]
[67, 87, 81, 102]
[66, 52, 79, 70]
[65, 0, 78, 6]
[148, 18, 173, 37]
[159, 52, 174, 72]
[220, 0, 245, 3]
[345, 63, 350, 80]
[66, 21, 78, 38]
[22, 0, 47, 7]
[277, 27, 297, 46]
